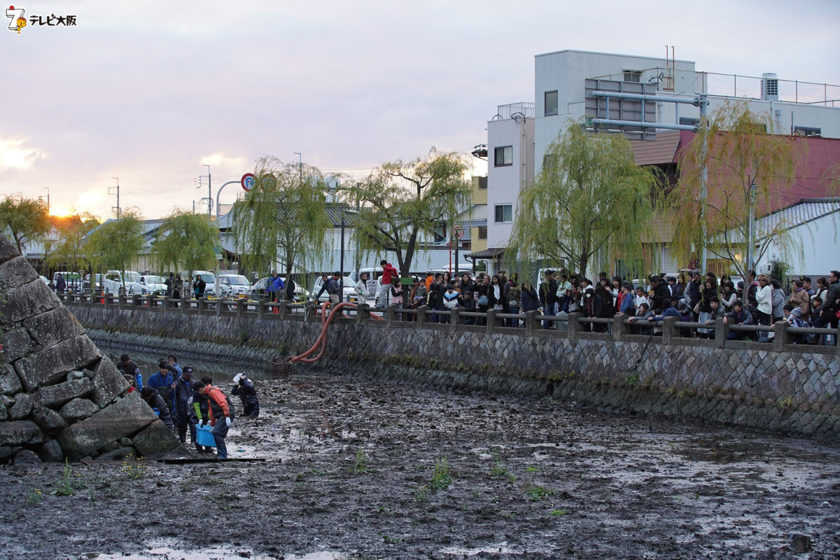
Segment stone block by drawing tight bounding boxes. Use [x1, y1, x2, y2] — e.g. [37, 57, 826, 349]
[38, 378, 93, 408]
[29, 406, 67, 435]
[0, 279, 61, 325]
[1, 329, 35, 362]
[131, 419, 180, 459]
[9, 393, 32, 420]
[58, 398, 99, 422]
[13, 449, 42, 465]
[0, 446, 14, 462]
[0, 256, 39, 291]
[14, 335, 101, 391]
[0, 420, 43, 446]
[38, 439, 64, 463]
[95, 446, 136, 462]
[23, 306, 86, 349]
[0, 233, 21, 263]
[56, 392, 158, 460]
[0, 365, 22, 396]
[91, 357, 130, 407]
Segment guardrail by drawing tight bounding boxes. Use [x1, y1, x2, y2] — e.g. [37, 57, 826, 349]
[60, 293, 840, 356]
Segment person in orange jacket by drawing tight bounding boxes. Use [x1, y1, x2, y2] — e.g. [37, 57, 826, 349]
[192, 381, 236, 459]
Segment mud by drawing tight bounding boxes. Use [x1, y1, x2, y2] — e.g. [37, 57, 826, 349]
[1, 361, 839, 559]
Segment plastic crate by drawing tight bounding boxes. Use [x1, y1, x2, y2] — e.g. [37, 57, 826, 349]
[196, 424, 217, 448]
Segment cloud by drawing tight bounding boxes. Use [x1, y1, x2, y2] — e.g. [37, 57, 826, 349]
[0, 139, 46, 170]
[200, 153, 249, 173]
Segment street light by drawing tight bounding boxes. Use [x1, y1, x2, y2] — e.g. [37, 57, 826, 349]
[329, 181, 358, 300]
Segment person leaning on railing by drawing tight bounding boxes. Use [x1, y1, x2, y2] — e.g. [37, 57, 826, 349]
[723, 299, 754, 340]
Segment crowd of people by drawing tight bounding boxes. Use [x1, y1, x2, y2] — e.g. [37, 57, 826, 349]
[115, 353, 260, 459]
[362, 262, 840, 344]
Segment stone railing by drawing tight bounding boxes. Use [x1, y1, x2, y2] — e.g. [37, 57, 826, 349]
[60, 293, 840, 357]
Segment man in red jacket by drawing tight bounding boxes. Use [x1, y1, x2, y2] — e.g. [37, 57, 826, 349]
[377, 259, 398, 308]
[193, 381, 235, 459]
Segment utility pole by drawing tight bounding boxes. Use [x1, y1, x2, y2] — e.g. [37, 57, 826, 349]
[205, 164, 212, 216]
[43, 187, 50, 213]
[698, 95, 709, 273]
[294, 152, 302, 185]
[109, 178, 120, 218]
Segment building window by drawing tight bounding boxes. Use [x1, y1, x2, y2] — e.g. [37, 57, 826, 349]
[545, 90, 558, 116]
[495, 204, 513, 223]
[542, 153, 559, 172]
[794, 126, 821, 137]
[494, 146, 513, 167]
[623, 71, 642, 83]
[478, 176, 487, 189]
[478, 226, 487, 240]
[679, 117, 699, 127]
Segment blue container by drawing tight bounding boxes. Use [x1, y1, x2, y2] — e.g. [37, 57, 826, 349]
[196, 424, 217, 448]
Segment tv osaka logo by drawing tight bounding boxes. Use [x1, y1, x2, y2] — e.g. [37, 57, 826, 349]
[6, 5, 77, 34]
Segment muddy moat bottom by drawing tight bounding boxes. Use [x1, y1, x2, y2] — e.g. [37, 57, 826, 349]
[2, 368, 839, 559]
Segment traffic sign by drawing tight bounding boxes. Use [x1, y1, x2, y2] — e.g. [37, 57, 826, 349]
[241, 173, 255, 192]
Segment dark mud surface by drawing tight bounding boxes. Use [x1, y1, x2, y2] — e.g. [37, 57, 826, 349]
[2, 366, 840, 559]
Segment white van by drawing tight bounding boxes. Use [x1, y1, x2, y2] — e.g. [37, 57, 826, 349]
[102, 270, 141, 295]
[215, 274, 251, 298]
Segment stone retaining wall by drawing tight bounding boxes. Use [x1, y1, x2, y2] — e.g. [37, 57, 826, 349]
[66, 303, 840, 439]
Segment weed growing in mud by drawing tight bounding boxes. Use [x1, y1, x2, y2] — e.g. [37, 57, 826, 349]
[525, 466, 539, 473]
[508, 473, 516, 484]
[550, 509, 567, 516]
[121, 454, 148, 479]
[53, 460, 76, 497]
[430, 457, 452, 490]
[26, 488, 43, 504]
[352, 446, 370, 474]
[524, 485, 553, 501]
[381, 534, 403, 544]
[414, 485, 430, 502]
[489, 452, 507, 477]
[625, 374, 639, 388]
[777, 396, 794, 409]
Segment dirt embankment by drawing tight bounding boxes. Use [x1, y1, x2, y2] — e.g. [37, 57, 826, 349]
[1, 368, 839, 559]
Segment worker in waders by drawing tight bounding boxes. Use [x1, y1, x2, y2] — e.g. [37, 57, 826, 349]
[173, 367, 196, 446]
[231, 373, 260, 418]
[189, 375, 212, 453]
[193, 381, 236, 459]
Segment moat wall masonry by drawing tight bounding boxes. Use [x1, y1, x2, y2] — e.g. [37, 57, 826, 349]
[65, 300, 840, 440]
[0, 234, 179, 464]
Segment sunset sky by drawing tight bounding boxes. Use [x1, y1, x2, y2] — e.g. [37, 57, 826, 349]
[3, 0, 839, 220]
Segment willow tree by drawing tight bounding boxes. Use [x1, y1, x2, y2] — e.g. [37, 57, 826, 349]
[231, 156, 331, 280]
[84, 210, 145, 292]
[46, 213, 101, 275]
[669, 101, 803, 282]
[0, 196, 50, 253]
[151, 210, 219, 283]
[507, 124, 662, 278]
[350, 148, 471, 277]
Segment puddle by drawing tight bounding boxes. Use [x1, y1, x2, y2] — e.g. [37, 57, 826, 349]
[93, 547, 349, 559]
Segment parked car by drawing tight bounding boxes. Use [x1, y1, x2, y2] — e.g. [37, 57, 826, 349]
[39, 275, 49, 285]
[188, 271, 217, 296]
[127, 274, 167, 296]
[102, 270, 142, 295]
[311, 276, 361, 303]
[215, 274, 252, 298]
[83, 273, 102, 292]
[53, 271, 83, 291]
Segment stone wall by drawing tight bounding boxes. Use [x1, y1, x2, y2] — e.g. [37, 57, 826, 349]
[0, 235, 179, 464]
[64, 299, 840, 439]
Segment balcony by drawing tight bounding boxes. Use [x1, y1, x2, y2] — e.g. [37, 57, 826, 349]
[494, 102, 535, 120]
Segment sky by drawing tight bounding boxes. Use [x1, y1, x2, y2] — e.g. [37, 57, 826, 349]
[2, 0, 839, 220]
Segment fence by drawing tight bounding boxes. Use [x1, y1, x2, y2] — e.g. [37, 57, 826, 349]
[60, 293, 840, 358]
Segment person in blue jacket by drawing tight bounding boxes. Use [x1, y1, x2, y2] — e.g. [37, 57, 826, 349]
[266, 271, 285, 302]
[231, 373, 260, 418]
[166, 354, 183, 380]
[172, 367, 196, 445]
[147, 360, 176, 415]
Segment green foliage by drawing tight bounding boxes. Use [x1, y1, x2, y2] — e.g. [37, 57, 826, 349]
[231, 156, 331, 278]
[550, 509, 567, 516]
[26, 488, 43, 504]
[46, 213, 100, 273]
[524, 485, 553, 501]
[121, 454, 148, 479]
[53, 460, 76, 496]
[625, 374, 639, 388]
[152, 210, 219, 281]
[507, 123, 663, 277]
[352, 446, 370, 474]
[430, 456, 452, 490]
[769, 259, 790, 283]
[84, 210, 145, 290]
[669, 101, 806, 278]
[489, 451, 508, 477]
[350, 148, 472, 276]
[414, 485, 430, 502]
[0, 196, 50, 252]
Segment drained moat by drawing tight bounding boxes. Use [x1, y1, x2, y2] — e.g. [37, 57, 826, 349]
[1, 358, 838, 559]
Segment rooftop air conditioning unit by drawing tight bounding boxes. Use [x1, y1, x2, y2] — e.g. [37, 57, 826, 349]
[761, 73, 779, 101]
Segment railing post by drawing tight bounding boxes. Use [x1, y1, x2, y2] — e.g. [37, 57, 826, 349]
[612, 314, 629, 342]
[196, 298, 204, 316]
[236, 299, 246, 317]
[256, 299, 264, 318]
[385, 304, 397, 328]
[215, 298, 223, 317]
[662, 316, 677, 345]
[279, 301, 289, 320]
[416, 305, 428, 327]
[770, 320, 787, 351]
[450, 308, 460, 331]
[131, 294, 140, 309]
[486, 309, 499, 334]
[524, 310, 538, 336]
[356, 303, 371, 324]
[102, 292, 109, 310]
[567, 312, 581, 341]
[714, 316, 726, 348]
